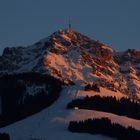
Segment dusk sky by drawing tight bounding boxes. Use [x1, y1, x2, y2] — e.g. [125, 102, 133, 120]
[0, 0, 140, 54]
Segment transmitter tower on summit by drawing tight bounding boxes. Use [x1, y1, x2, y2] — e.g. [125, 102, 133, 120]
[68, 16, 72, 31]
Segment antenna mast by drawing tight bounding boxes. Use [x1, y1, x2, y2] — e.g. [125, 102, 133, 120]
[68, 16, 72, 31]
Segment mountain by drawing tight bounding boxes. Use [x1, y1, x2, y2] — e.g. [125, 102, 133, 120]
[0, 28, 140, 140]
[0, 29, 140, 99]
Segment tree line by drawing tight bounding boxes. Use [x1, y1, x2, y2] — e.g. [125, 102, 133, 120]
[0, 72, 62, 127]
[68, 117, 140, 140]
[67, 95, 140, 120]
[0, 133, 10, 140]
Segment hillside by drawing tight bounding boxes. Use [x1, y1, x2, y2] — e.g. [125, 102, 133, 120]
[0, 29, 140, 99]
[0, 28, 140, 139]
[1, 85, 140, 140]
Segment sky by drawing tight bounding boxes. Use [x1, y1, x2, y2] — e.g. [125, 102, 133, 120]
[0, 0, 140, 54]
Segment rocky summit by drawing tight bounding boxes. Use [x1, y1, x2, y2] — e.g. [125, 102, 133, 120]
[0, 29, 140, 100]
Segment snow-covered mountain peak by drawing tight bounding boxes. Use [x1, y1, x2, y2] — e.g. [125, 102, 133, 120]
[41, 29, 115, 83]
[0, 29, 140, 99]
[1, 29, 140, 140]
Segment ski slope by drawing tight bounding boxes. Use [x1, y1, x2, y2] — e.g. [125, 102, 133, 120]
[1, 85, 140, 140]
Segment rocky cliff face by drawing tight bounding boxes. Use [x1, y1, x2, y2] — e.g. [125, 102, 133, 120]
[0, 29, 140, 100]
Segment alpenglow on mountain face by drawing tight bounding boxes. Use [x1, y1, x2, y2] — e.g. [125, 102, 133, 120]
[0, 29, 140, 100]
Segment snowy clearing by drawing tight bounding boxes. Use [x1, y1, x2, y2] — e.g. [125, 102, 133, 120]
[0, 85, 140, 140]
